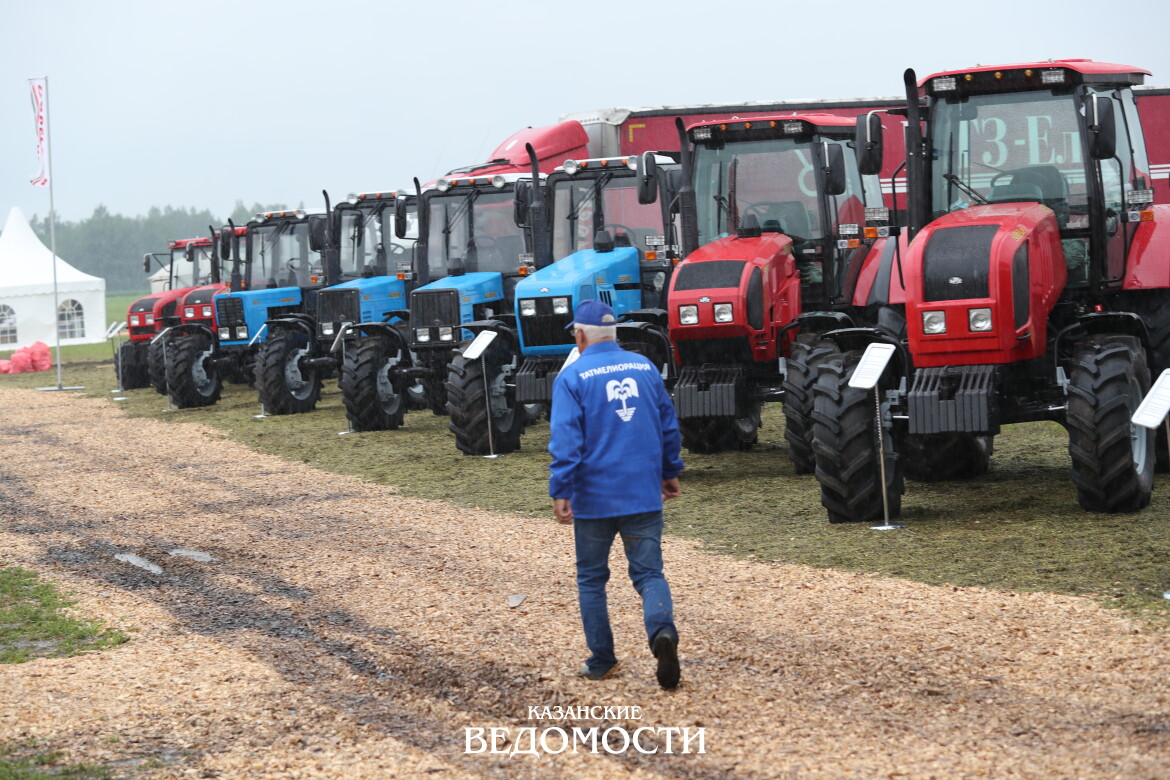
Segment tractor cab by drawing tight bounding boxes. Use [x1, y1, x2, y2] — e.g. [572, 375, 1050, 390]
[407, 172, 544, 351]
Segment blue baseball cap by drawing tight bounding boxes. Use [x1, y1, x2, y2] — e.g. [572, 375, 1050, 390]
[565, 299, 618, 330]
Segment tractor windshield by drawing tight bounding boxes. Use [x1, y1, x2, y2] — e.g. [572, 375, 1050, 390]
[692, 138, 827, 248]
[551, 174, 664, 257]
[929, 90, 1088, 225]
[188, 244, 217, 285]
[426, 189, 525, 277]
[247, 221, 320, 289]
[338, 202, 418, 280]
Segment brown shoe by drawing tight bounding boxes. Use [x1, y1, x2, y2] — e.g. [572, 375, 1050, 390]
[578, 661, 619, 681]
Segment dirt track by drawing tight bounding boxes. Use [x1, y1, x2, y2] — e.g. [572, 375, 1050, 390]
[1, 387, 1169, 778]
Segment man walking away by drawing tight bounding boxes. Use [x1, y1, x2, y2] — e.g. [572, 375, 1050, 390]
[549, 300, 684, 689]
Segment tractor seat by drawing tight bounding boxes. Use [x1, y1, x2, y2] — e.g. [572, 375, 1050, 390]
[990, 166, 1070, 225]
[988, 181, 1045, 204]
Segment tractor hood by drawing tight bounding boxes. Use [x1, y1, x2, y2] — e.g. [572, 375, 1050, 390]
[515, 246, 641, 303]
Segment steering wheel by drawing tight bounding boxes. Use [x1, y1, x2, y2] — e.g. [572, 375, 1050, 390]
[601, 224, 639, 244]
[742, 203, 810, 242]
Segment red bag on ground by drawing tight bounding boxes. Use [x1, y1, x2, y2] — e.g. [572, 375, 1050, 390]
[0, 360, 10, 374]
[9, 349, 32, 373]
[29, 341, 52, 371]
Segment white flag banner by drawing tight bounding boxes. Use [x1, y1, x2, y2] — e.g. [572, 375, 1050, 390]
[29, 78, 49, 188]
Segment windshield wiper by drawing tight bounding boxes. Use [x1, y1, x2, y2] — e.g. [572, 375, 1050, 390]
[943, 173, 989, 205]
[566, 172, 613, 232]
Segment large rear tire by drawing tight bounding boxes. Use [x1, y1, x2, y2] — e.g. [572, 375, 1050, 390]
[446, 339, 525, 455]
[147, 337, 168, 395]
[783, 334, 837, 474]
[1066, 336, 1154, 513]
[165, 334, 222, 408]
[810, 350, 903, 524]
[116, 341, 149, 389]
[339, 335, 408, 432]
[903, 434, 993, 482]
[255, 330, 322, 415]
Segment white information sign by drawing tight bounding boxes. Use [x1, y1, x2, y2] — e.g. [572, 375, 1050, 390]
[848, 343, 897, 390]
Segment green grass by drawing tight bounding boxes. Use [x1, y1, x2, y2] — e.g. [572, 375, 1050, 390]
[0, 567, 128, 664]
[5, 358, 1170, 623]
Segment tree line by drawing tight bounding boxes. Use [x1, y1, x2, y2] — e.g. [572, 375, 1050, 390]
[19, 201, 299, 293]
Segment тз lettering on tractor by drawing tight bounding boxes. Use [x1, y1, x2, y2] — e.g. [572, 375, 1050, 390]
[807, 60, 1170, 523]
[644, 114, 888, 456]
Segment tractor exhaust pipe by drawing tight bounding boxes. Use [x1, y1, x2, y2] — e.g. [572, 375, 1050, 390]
[525, 143, 551, 269]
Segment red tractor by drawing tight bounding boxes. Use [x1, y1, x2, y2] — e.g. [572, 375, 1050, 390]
[807, 60, 1170, 523]
[626, 114, 890, 460]
[118, 237, 219, 391]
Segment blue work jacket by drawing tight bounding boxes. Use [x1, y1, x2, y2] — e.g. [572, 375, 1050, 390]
[548, 341, 683, 519]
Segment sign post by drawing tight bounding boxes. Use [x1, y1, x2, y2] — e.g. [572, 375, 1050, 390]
[848, 343, 903, 530]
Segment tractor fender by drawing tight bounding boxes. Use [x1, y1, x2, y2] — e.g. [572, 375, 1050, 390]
[1063, 311, 1152, 362]
[616, 320, 676, 379]
[618, 308, 668, 327]
[344, 321, 412, 360]
[266, 316, 315, 339]
[821, 326, 912, 378]
[154, 323, 218, 345]
[777, 311, 856, 343]
[384, 309, 410, 323]
[461, 320, 519, 354]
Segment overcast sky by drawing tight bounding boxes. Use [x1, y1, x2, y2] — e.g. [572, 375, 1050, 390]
[3, 0, 1168, 224]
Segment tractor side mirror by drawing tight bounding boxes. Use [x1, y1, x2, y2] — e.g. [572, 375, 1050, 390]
[219, 226, 234, 260]
[854, 113, 884, 176]
[822, 142, 847, 196]
[142, 253, 152, 273]
[184, 246, 195, 262]
[513, 180, 532, 226]
[637, 152, 659, 205]
[1088, 94, 1117, 160]
[308, 214, 328, 252]
[394, 194, 409, 239]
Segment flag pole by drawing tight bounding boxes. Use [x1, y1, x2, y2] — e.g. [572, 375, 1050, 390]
[33, 76, 82, 392]
[47, 76, 63, 389]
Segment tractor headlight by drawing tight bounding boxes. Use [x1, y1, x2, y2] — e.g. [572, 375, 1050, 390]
[130, 315, 141, 326]
[184, 307, 195, 318]
[714, 303, 734, 323]
[144, 314, 155, 325]
[968, 307, 992, 332]
[235, 326, 249, 340]
[218, 326, 231, 339]
[416, 328, 431, 342]
[552, 297, 570, 315]
[202, 305, 212, 318]
[519, 299, 536, 317]
[679, 305, 699, 325]
[922, 310, 946, 335]
[321, 323, 335, 337]
[438, 327, 454, 342]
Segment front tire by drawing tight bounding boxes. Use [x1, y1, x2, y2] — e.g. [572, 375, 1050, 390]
[1066, 336, 1154, 513]
[116, 341, 149, 389]
[810, 350, 903, 524]
[783, 334, 837, 474]
[446, 340, 525, 455]
[165, 334, 222, 408]
[339, 335, 408, 432]
[255, 330, 322, 415]
[147, 337, 168, 394]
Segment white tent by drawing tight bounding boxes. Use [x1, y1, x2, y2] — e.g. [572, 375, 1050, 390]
[0, 206, 107, 347]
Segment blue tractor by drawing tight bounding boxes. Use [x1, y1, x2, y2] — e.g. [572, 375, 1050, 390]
[444, 152, 680, 455]
[164, 207, 327, 408]
[255, 191, 419, 415]
[336, 154, 549, 433]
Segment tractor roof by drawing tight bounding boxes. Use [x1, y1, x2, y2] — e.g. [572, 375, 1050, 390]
[919, 59, 1149, 95]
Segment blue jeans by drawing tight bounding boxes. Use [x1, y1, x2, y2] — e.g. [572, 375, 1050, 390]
[574, 510, 675, 672]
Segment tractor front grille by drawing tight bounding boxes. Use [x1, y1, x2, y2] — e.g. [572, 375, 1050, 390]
[216, 297, 246, 329]
[317, 288, 360, 325]
[411, 289, 460, 345]
[519, 297, 574, 348]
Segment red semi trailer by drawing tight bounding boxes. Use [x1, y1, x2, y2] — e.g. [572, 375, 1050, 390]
[563, 84, 1170, 205]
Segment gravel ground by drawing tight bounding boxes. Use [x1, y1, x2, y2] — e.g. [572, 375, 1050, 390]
[1, 387, 1169, 779]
